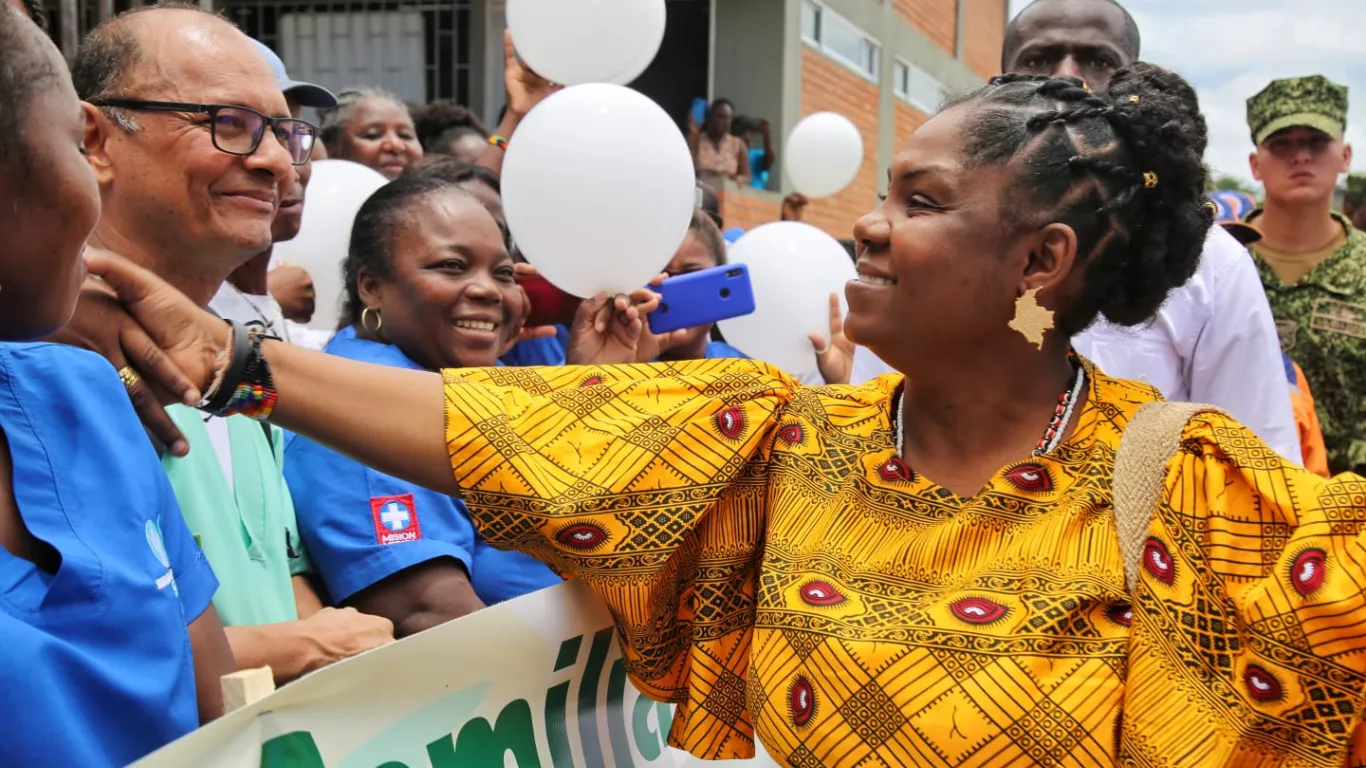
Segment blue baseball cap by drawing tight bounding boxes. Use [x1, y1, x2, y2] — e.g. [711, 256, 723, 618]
[250, 38, 337, 109]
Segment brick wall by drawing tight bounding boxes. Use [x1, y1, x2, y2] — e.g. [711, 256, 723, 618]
[893, 101, 929, 157]
[718, 185, 783, 233]
[894, 0, 957, 55]
[798, 49, 880, 240]
[963, 0, 1008, 81]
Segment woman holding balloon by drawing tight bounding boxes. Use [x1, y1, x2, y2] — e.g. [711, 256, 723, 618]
[92, 64, 1366, 766]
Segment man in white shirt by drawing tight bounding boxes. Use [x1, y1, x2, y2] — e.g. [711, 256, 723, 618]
[847, 0, 1298, 463]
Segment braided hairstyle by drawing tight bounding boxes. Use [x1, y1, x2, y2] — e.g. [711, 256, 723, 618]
[0, 2, 58, 170]
[952, 63, 1211, 333]
[339, 176, 478, 329]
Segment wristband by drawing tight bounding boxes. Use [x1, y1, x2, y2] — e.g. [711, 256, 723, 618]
[216, 328, 279, 421]
[200, 320, 250, 413]
[489, 134, 509, 151]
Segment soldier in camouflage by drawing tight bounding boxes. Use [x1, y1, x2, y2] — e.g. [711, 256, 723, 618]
[1246, 75, 1366, 474]
[1345, 172, 1366, 230]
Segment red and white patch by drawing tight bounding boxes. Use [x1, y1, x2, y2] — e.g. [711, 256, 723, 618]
[1004, 463, 1053, 492]
[1107, 604, 1133, 627]
[1289, 549, 1326, 597]
[581, 375, 603, 387]
[1142, 538, 1175, 585]
[950, 597, 1008, 625]
[778, 424, 804, 445]
[789, 676, 816, 726]
[1243, 665, 1283, 702]
[371, 494, 421, 546]
[556, 522, 608, 550]
[799, 581, 846, 606]
[715, 406, 745, 440]
[878, 457, 913, 482]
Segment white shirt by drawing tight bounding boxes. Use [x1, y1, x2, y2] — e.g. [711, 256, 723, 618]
[849, 227, 1302, 464]
[209, 284, 333, 352]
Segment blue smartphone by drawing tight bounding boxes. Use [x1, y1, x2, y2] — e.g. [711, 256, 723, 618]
[690, 97, 708, 126]
[649, 264, 756, 335]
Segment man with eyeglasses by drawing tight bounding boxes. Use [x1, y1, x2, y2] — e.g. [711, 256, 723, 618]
[62, 5, 394, 683]
[1245, 75, 1366, 475]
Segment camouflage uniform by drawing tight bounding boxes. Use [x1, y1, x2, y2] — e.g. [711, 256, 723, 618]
[1347, 173, 1366, 209]
[1247, 76, 1366, 474]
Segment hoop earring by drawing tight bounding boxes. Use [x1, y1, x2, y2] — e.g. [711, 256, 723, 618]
[360, 306, 383, 334]
[1008, 288, 1054, 350]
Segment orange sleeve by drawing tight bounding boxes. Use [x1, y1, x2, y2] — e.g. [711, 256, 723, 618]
[442, 359, 796, 759]
[1291, 362, 1332, 478]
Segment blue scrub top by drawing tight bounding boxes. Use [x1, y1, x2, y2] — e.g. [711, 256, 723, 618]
[705, 340, 747, 359]
[500, 324, 569, 366]
[0, 343, 217, 767]
[285, 326, 560, 606]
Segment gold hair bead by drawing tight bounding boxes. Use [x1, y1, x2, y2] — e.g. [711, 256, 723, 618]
[1144, 172, 1159, 189]
[1128, 96, 1140, 104]
[1204, 200, 1218, 215]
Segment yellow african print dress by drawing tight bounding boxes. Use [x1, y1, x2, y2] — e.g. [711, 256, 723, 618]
[442, 358, 1366, 767]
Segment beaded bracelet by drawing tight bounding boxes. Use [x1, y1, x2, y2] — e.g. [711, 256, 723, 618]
[216, 327, 279, 421]
[488, 134, 509, 151]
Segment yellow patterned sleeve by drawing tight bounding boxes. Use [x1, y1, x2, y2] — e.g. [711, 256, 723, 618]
[1121, 411, 1366, 767]
[442, 358, 796, 759]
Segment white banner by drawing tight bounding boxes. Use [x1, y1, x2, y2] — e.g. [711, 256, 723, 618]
[134, 580, 779, 768]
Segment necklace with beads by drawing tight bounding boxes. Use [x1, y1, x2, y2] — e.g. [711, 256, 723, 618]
[895, 361, 1086, 460]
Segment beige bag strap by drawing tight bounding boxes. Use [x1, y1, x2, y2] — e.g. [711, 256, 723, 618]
[1112, 401, 1223, 593]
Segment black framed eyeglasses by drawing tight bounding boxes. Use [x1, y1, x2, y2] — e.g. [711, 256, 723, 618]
[88, 99, 319, 166]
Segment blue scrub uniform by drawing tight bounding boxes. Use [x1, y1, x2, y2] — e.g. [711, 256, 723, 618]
[499, 324, 569, 366]
[705, 340, 746, 359]
[285, 327, 559, 606]
[0, 343, 217, 767]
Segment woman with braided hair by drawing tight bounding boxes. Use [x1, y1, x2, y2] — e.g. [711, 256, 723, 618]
[93, 62, 1366, 766]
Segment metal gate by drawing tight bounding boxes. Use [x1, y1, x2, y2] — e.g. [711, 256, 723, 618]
[222, 0, 473, 105]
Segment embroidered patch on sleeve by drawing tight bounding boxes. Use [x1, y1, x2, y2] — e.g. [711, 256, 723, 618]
[371, 493, 422, 545]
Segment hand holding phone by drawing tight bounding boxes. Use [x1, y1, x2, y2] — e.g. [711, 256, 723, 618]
[648, 264, 756, 336]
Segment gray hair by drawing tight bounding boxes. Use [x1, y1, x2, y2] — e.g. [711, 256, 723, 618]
[318, 86, 410, 152]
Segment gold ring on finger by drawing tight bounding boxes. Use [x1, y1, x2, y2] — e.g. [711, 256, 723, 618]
[117, 366, 142, 390]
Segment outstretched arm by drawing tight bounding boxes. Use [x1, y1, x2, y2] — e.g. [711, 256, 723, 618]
[85, 251, 653, 495]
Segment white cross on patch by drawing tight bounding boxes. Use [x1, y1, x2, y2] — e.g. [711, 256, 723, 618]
[380, 501, 411, 531]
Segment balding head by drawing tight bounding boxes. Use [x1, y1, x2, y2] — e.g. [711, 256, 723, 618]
[74, 4, 296, 305]
[1003, 0, 1139, 90]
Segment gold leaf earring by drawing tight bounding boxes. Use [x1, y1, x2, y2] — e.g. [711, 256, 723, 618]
[1009, 288, 1054, 350]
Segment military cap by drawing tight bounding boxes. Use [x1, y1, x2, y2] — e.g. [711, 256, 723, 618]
[1347, 173, 1366, 207]
[1246, 75, 1348, 145]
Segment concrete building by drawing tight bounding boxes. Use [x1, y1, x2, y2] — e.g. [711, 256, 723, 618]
[49, 0, 1006, 238]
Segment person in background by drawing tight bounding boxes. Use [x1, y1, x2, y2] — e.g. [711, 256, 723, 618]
[849, 0, 1300, 467]
[1343, 172, 1366, 230]
[1245, 75, 1366, 475]
[657, 211, 747, 362]
[1210, 191, 1331, 477]
[285, 176, 676, 636]
[472, 31, 558, 180]
[69, 5, 392, 683]
[732, 115, 774, 190]
[217, 38, 337, 352]
[412, 99, 489, 162]
[689, 98, 751, 187]
[319, 87, 423, 180]
[697, 180, 723, 230]
[0, 6, 233, 764]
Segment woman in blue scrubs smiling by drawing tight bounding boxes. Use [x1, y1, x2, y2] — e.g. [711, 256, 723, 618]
[0, 6, 233, 765]
[286, 176, 653, 636]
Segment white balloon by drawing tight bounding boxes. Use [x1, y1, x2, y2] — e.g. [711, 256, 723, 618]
[508, 0, 666, 86]
[718, 223, 856, 378]
[502, 83, 695, 298]
[784, 112, 863, 199]
[271, 159, 389, 330]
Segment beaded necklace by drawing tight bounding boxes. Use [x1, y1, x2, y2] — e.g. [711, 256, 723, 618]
[895, 361, 1085, 461]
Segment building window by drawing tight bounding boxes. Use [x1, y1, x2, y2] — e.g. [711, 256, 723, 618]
[801, 0, 880, 82]
[892, 59, 947, 113]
